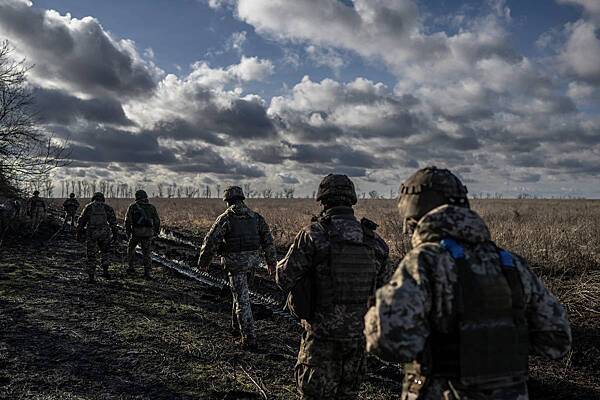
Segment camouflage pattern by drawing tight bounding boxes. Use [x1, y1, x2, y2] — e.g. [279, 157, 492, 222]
[29, 195, 46, 231]
[223, 186, 245, 202]
[125, 198, 160, 274]
[77, 201, 117, 279]
[364, 205, 572, 399]
[62, 197, 80, 228]
[277, 207, 393, 338]
[197, 202, 276, 344]
[277, 206, 392, 399]
[295, 333, 366, 400]
[315, 174, 357, 205]
[229, 272, 256, 344]
[197, 202, 276, 272]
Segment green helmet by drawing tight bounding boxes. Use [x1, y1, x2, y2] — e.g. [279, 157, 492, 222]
[92, 192, 105, 202]
[316, 174, 357, 205]
[135, 189, 148, 200]
[69, 193, 76, 198]
[398, 166, 468, 232]
[223, 186, 245, 202]
[33, 190, 40, 196]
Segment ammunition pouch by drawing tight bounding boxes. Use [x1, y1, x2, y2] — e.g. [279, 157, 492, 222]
[223, 215, 260, 254]
[285, 273, 314, 320]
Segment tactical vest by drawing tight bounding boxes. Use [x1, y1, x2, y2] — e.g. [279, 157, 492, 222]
[31, 198, 45, 210]
[133, 204, 154, 228]
[313, 216, 378, 312]
[430, 238, 529, 385]
[88, 202, 108, 229]
[223, 214, 261, 253]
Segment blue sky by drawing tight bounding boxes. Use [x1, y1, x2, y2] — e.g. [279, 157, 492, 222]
[2, 0, 599, 197]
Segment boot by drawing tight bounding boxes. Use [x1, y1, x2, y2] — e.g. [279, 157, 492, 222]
[241, 337, 259, 352]
[143, 268, 151, 280]
[87, 274, 96, 284]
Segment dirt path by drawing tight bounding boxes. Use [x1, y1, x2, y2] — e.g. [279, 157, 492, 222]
[0, 228, 400, 400]
[1, 222, 599, 399]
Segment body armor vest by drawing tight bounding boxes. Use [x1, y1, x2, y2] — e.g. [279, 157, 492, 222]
[223, 214, 261, 253]
[313, 217, 377, 312]
[430, 238, 529, 386]
[88, 202, 108, 229]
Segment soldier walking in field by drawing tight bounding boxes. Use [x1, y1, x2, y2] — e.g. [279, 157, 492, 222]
[276, 174, 392, 399]
[125, 190, 160, 279]
[62, 193, 80, 230]
[76, 192, 118, 283]
[364, 166, 572, 400]
[28, 190, 46, 232]
[196, 186, 277, 351]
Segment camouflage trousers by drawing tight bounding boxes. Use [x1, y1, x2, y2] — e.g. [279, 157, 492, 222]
[30, 209, 45, 231]
[229, 271, 256, 343]
[127, 236, 152, 271]
[295, 332, 366, 399]
[63, 211, 77, 228]
[415, 378, 529, 400]
[86, 229, 112, 277]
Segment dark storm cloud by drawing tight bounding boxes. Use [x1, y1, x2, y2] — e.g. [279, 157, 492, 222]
[0, 0, 159, 98]
[166, 144, 265, 177]
[213, 99, 277, 139]
[33, 88, 133, 126]
[246, 141, 387, 168]
[150, 119, 226, 146]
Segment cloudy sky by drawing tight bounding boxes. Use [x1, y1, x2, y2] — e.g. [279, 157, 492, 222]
[1, 0, 599, 197]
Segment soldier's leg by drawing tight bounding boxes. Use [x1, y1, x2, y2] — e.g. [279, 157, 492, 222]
[337, 339, 367, 399]
[295, 331, 341, 399]
[86, 238, 99, 282]
[127, 236, 140, 272]
[98, 234, 112, 278]
[141, 238, 152, 278]
[229, 272, 256, 346]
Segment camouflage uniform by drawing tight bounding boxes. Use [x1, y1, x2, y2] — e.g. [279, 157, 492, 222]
[29, 194, 46, 231]
[364, 205, 572, 400]
[197, 202, 277, 345]
[125, 195, 160, 277]
[62, 197, 80, 229]
[277, 206, 393, 399]
[77, 197, 117, 281]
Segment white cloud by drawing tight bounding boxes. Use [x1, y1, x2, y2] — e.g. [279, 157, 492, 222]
[559, 20, 600, 84]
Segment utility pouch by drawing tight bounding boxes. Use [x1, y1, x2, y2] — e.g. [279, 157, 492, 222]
[285, 273, 314, 320]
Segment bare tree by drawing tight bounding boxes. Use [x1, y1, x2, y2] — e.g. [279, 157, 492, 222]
[0, 40, 68, 190]
[283, 187, 295, 199]
[368, 190, 380, 199]
[216, 184, 221, 199]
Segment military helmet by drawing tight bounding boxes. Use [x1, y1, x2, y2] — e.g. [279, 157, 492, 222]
[33, 190, 40, 196]
[92, 192, 105, 202]
[398, 166, 468, 227]
[69, 193, 75, 198]
[316, 174, 357, 205]
[223, 186, 245, 202]
[135, 189, 148, 200]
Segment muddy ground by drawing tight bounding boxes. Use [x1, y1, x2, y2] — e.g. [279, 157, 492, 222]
[0, 220, 599, 399]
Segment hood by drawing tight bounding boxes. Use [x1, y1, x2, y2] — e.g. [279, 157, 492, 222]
[228, 202, 251, 216]
[412, 205, 491, 248]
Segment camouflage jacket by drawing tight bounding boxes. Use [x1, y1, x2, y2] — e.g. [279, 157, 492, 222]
[364, 205, 572, 397]
[77, 201, 117, 234]
[63, 198, 80, 213]
[197, 202, 277, 273]
[124, 199, 161, 237]
[277, 206, 393, 339]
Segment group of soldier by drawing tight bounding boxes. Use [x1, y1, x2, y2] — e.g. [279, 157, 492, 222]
[21, 166, 571, 400]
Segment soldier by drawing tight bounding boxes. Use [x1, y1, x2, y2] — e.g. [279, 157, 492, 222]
[364, 166, 572, 400]
[125, 189, 160, 279]
[62, 193, 80, 230]
[276, 174, 392, 399]
[196, 186, 277, 350]
[28, 190, 46, 232]
[76, 192, 118, 283]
